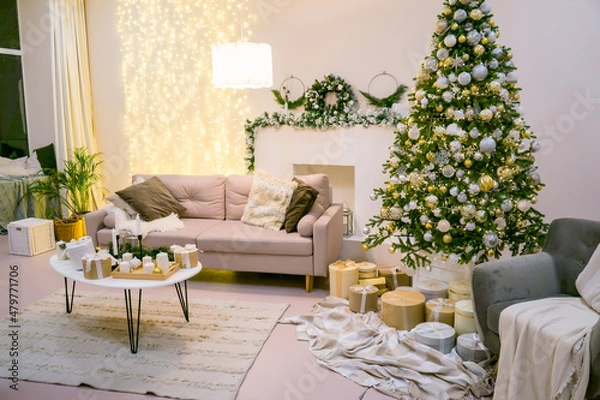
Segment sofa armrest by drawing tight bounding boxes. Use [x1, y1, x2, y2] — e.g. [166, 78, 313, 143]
[472, 252, 560, 350]
[312, 203, 343, 277]
[84, 209, 108, 247]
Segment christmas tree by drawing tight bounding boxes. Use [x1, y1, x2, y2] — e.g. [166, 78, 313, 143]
[362, 0, 548, 269]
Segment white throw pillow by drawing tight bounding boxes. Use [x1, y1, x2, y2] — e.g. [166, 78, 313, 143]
[106, 193, 139, 217]
[241, 170, 297, 231]
[576, 244, 600, 313]
[26, 151, 43, 175]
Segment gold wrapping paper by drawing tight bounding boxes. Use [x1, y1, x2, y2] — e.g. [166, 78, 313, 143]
[426, 298, 456, 326]
[174, 248, 199, 269]
[82, 255, 113, 280]
[348, 285, 379, 313]
[357, 262, 376, 280]
[378, 266, 413, 290]
[448, 279, 472, 301]
[329, 260, 358, 299]
[358, 277, 387, 290]
[381, 289, 425, 330]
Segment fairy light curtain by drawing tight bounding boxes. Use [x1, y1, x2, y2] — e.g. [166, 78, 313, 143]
[117, 0, 252, 176]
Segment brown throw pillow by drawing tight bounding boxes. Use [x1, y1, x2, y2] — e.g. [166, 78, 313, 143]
[284, 177, 318, 233]
[116, 176, 186, 221]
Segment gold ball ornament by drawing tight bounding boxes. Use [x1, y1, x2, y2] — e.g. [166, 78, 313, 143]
[478, 175, 495, 192]
[405, 140, 412, 147]
[462, 54, 470, 61]
[497, 104, 505, 112]
[425, 222, 433, 230]
[362, 244, 370, 251]
[458, 35, 467, 43]
[426, 152, 436, 162]
[513, 93, 521, 101]
[153, 266, 163, 274]
[392, 192, 400, 199]
[495, 209, 503, 216]
[474, 45, 485, 56]
[481, 38, 489, 45]
[444, 58, 453, 67]
[489, 19, 495, 26]
[531, 197, 538, 204]
[506, 154, 517, 166]
[428, 185, 435, 193]
[470, 85, 479, 94]
[440, 185, 448, 194]
[487, 249, 495, 258]
[388, 246, 396, 254]
[451, 23, 459, 30]
[462, 89, 470, 97]
[522, 130, 532, 138]
[443, 7, 452, 15]
[418, 139, 426, 145]
[507, 52, 513, 60]
[387, 222, 396, 232]
[469, 9, 483, 20]
[443, 234, 453, 243]
[464, 159, 473, 168]
[386, 183, 394, 192]
[436, 105, 444, 112]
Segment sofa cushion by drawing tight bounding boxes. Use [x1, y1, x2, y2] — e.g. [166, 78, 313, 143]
[133, 174, 226, 220]
[284, 177, 318, 233]
[226, 174, 253, 220]
[140, 219, 222, 249]
[295, 173, 331, 218]
[198, 220, 312, 256]
[117, 176, 187, 221]
[241, 170, 297, 231]
[297, 203, 325, 237]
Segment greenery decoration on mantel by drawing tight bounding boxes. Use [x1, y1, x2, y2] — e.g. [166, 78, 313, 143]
[245, 73, 406, 172]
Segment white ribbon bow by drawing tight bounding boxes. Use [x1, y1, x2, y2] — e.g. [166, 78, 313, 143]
[429, 298, 455, 322]
[460, 333, 491, 360]
[354, 285, 377, 314]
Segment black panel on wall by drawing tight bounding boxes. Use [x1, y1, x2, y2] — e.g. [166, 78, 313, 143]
[0, 0, 20, 50]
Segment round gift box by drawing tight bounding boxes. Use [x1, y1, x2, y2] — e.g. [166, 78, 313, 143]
[378, 266, 413, 290]
[454, 299, 476, 336]
[456, 333, 490, 362]
[357, 262, 376, 278]
[381, 289, 425, 331]
[329, 261, 358, 299]
[413, 322, 456, 354]
[425, 298, 456, 326]
[348, 284, 379, 314]
[448, 279, 472, 301]
[416, 279, 449, 302]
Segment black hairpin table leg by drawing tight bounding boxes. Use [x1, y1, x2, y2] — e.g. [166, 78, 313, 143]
[64, 278, 76, 314]
[174, 281, 190, 322]
[124, 289, 142, 354]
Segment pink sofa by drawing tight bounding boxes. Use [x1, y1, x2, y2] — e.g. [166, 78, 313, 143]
[84, 173, 343, 292]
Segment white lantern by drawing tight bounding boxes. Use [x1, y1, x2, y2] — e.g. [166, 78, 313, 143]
[211, 42, 273, 89]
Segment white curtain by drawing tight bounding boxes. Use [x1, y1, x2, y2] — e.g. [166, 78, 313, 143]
[50, 0, 102, 211]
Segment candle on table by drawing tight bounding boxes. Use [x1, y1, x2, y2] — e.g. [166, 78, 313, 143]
[156, 252, 169, 272]
[112, 228, 118, 256]
[136, 214, 142, 236]
[122, 252, 133, 262]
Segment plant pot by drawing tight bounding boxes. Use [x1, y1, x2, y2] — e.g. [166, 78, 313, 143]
[54, 216, 86, 242]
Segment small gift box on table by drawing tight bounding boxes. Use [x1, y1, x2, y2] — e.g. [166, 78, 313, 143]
[348, 284, 378, 314]
[381, 289, 426, 330]
[66, 236, 96, 271]
[378, 265, 414, 290]
[413, 322, 456, 354]
[426, 298, 456, 326]
[171, 244, 199, 269]
[357, 262, 377, 279]
[454, 299, 477, 336]
[417, 279, 449, 302]
[456, 333, 490, 363]
[82, 251, 114, 280]
[329, 260, 358, 299]
[448, 279, 472, 302]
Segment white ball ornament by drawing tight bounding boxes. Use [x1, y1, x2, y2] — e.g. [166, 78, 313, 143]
[474, 151, 483, 161]
[408, 201, 418, 210]
[436, 19, 449, 34]
[449, 0, 457, 4]
[494, 217, 507, 230]
[437, 220, 451, 233]
[390, 176, 399, 184]
[390, 206, 403, 220]
[448, 73, 457, 83]
[444, 34, 457, 48]
[454, 109, 465, 120]
[487, 31, 497, 43]
[488, 59, 499, 69]
[415, 90, 426, 101]
[362, 226, 371, 235]
[436, 77, 450, 89]
[517, 200, 531, 212]
[437, 48, 450, 61]
[479, 137, 497, 153]
[424, 232, 433, 242]
[530, 140, 541, 152]
[408, 126, 421, 140]
[507, 71, 519, 83]
[480, 1, 493, 14]
[470, 129, 480, 139]
[369, 193, 378, 201]
[425, 57, 439, 72]
[488, 81, 501, 93]
[389, 156, 400, 167]
[467, 30, 482, 45]
[442, 165, 456, 178]
[421, 98, 429, 108]
[457, 192, 468, 203]
[450, 186, 459, 197]
[442, 91, 454, 103]
[482, 231, 499, 248]
[500, 88, 510, 101]
[433, 208, 442, 217]
[516, 105, 526, 115]
[454, 9, 468, 22]
[496, 72, 506, 83]
[466, 222, 476, 231]
[458, 71, 472, 86]
[493, 129, 503, 138]
[501, 199, 513, 212]
[472, 64, 489, 81]
[446, 123, 460, 136]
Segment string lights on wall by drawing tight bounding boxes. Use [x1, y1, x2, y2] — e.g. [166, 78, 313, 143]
[117, 0, 253, 177]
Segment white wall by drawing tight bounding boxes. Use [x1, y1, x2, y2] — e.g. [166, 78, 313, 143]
[21, 0, 600, 228]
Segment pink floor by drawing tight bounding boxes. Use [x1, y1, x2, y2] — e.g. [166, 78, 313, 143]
[0, 235, 393, 400]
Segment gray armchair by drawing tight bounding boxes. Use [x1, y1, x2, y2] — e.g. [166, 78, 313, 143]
[472, 218, 600, 399]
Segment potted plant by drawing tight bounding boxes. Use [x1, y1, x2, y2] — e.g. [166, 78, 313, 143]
[27, 147, 103, 241]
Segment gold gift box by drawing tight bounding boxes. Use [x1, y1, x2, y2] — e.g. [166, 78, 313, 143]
[348, 284, 379, 313]
[329, 260, 358, 299]
[377, 266, 413, 290]
[174, 248, 199, 269]
[82, 255, 113, 280]
[425, 298, 456, 326]
[381, 289, 426, 330]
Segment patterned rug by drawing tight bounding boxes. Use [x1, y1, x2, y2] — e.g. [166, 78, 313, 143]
[0, 290, 289, 400]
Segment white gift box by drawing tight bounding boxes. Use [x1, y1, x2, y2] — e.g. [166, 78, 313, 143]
[413, 322, 456, 354]
[456, 333, 490, 362]
[65, 236, 96, 271]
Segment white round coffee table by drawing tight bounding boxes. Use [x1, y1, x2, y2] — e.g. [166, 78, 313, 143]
[50, 255, 202, 353]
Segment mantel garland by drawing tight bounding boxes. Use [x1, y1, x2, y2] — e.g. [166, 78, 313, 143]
[245, 108, 404, 172]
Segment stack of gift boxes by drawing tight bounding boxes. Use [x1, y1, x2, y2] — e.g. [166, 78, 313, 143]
[328, 260, 488, 362]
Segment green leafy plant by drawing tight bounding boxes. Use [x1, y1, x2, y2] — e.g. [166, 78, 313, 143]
[271, 89, 306, 110]
[28, 147, 103, 219]
[359, 84, 408, 108]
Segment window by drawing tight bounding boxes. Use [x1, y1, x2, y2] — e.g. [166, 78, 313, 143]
[0, 0, 28, 158]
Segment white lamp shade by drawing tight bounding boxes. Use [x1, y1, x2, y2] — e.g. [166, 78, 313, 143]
[211, 42, 273, 89]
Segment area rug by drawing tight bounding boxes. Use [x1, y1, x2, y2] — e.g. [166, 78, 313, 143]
[281, 296, 495, 400]
[0, 290, 289, 400]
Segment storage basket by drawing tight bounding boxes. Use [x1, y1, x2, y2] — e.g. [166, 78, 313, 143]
[54, 216, 86, 242]
[8, 218, 56, 256]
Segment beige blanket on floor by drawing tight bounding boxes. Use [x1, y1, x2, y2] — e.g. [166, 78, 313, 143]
[281, 297, 493, 400]
[495, 297, 599, 400]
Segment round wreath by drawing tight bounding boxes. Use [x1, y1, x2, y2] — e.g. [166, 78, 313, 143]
[305, 74, 356, 115]
[359, 72, 408, 109]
